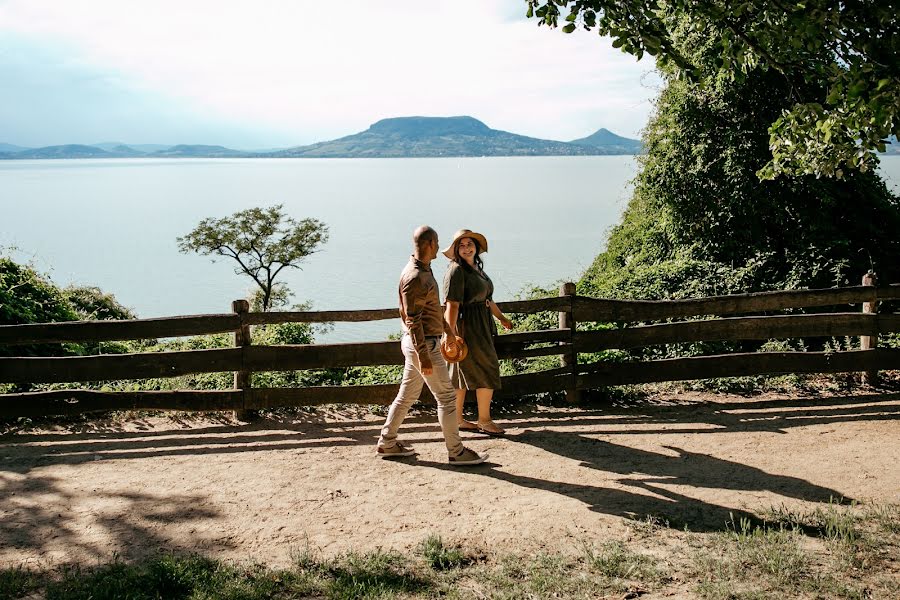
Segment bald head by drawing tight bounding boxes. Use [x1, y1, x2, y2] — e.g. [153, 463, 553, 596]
[413, 225, 439, 261]
[414, 225, 438, 248]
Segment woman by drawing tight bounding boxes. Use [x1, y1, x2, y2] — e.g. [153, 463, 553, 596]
[442, 229, 513, 436]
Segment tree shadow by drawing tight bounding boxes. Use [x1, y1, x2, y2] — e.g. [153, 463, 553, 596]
[1, 391, 891, 541]
[0, 415, 453, 475]
[1, 392, 896, 476]
[0, 471, 227, 565]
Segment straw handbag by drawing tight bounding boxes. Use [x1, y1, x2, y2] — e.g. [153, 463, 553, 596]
[440, 334, 468, 363]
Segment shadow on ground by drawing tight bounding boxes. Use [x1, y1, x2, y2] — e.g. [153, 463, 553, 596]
[0, 391, 895, 549]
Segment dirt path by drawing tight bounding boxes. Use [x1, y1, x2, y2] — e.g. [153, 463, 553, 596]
[1, 391, 898, 569]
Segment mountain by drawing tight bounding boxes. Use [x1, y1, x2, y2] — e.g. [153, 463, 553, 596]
[0, 118, 645, 159]
[12, 144, 115, 159]
[267, 116, 632, 158]
[107, 145, 148, 157]
[93, 142, 172, 153]
[569, 128, 643, 154]
[149, 144, 248, 157]
[4, 144, 158, 159]
[0, 143, 31, 153]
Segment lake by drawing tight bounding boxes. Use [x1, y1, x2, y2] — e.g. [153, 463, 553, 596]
[3, 156, 900, 342]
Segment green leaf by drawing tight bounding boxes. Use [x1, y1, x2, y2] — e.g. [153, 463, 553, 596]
[642, 34, 661, 50]
[562, 23, 576, 33]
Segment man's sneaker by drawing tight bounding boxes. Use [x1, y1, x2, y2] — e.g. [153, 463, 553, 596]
[448, 446, 488, 466]
[376, 441, 416, 459]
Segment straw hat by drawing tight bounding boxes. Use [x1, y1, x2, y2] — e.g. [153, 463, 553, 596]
[441, 229, 489, 260]
[440, 336, 468, 363]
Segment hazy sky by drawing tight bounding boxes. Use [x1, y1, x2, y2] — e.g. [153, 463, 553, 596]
[0, 0, 661, 149]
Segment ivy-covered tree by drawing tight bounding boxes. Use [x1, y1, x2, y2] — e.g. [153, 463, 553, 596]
[0, 257, 136, 359]
[577, 16, 900, 299]
[177, 205, 329, 311]
[63, 286, 136, 321]
[0, 257, 77, 327]
[526, 0, 899, 179]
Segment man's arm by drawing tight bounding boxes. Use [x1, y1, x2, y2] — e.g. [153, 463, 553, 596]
[400, 275, 432, 371]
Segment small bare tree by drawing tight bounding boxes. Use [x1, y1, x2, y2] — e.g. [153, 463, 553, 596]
[177, 205, 328, 311]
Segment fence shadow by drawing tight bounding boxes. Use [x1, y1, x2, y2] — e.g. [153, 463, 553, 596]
[2, 392, 897, 476]
[0, 392, 892, 560]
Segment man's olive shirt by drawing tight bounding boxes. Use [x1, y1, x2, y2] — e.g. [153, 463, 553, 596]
[398, 256, 452, 370]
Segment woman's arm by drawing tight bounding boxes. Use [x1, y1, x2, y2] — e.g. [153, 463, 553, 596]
[488, 300, 513, 330]
[444, 301, 461, 337]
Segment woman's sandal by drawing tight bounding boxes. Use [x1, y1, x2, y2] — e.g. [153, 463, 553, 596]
[477, 421, 506, 437]
[458, 421, 480, 432]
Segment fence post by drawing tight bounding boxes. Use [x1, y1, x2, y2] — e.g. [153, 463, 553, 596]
[559, 282, 579, 403]
[232, 299, 255, 421]
[860, 272, 879, 386]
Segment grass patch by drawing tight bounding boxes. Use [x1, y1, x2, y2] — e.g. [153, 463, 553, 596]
[582, 540, 663, 584]
[3, 508, 898, 600]
[41, 555, 312, 600]
[624, 513, 675, 537]
[759, 499, 897, 571]
[325, 549, 427, 599]
[0, 566, 40, 600]
[418, 534, 468, 571]
[693, 501, 900, 599]
[693, 517, 811, 599]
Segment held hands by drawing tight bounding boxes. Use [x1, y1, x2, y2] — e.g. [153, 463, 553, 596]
[499, 315, 513, 330]
[442, 333, 464, 346]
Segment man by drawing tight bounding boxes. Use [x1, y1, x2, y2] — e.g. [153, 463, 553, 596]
[376, 225, 488, 466]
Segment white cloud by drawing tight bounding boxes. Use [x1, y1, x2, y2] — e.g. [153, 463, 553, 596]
[0, 0, 660, 144]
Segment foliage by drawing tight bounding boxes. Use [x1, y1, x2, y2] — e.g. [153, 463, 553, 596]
[249, 282, 292, 312]
[0, 257, 104, 359]
[177, 205, 329, 311]
[62, 285, 136, 321]
[526, 0, 900, 179]
[0, 256, 78, 327]
[579, 25, 900, 300]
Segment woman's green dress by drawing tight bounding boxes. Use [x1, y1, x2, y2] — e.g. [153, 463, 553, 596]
[443, 261, 501, 390]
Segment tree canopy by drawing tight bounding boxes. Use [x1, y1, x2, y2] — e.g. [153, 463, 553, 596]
[0, 256, 135, 360]
[578, 21, 900, 302]
[177, 205, 329, 311]
[526, 0, 899, 179]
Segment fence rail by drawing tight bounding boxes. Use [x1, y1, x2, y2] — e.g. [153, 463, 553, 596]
[1, 277, 898, 418]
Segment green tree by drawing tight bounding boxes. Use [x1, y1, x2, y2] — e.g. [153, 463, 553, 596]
[0, 257, 77, 327]
[0, 256, 137, 361]
[580, 20, 900, 300]
[526, 0, 899, 179]
[177, 205, 329, 311]
[63, 286, 136, 321]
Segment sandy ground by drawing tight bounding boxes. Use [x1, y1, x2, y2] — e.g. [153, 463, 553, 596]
[1, 391, 898, 571]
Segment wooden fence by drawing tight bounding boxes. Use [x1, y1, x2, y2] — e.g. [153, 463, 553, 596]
[1, 274, 899, 418]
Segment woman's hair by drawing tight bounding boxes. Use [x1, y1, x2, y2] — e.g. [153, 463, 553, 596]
[453, 237, 484, 271]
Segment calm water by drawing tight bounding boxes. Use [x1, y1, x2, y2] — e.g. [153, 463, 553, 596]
[3, 156, 900, 342]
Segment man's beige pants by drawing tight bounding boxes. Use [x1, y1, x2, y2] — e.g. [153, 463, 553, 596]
[378, 334, 464, 456]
